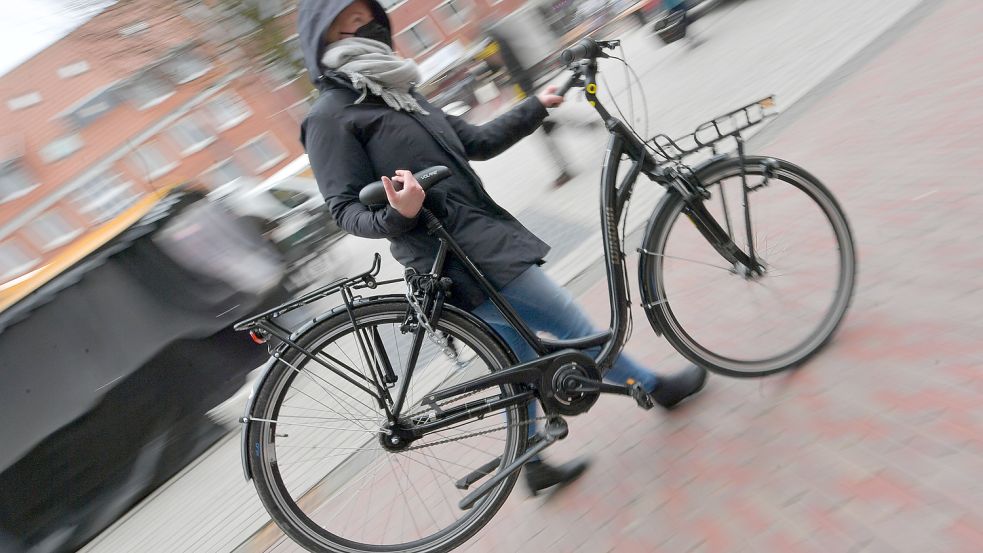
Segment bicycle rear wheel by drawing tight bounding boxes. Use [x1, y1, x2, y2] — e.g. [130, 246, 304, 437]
[247, 299, 529, 553]
[640, 156, 856, 377]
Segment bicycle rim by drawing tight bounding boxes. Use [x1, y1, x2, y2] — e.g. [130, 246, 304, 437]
[250, 302, 528, 553]
[647, 159, 856, 376]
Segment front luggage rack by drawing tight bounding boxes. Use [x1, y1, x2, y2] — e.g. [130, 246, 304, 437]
[649, 96, 778, 161]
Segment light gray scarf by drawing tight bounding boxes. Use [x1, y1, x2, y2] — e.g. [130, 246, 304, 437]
[321, 37, 428, 115]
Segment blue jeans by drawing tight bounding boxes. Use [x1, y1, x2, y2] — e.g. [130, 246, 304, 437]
[470, 266, 659, 437]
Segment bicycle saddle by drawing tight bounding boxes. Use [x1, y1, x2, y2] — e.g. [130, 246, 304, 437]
[358, 165, 451, 207]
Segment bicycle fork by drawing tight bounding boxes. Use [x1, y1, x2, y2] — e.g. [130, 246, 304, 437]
[676, 156, 769, 277]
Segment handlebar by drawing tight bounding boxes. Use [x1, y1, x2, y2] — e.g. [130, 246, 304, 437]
[557, 37, 619, 97]
[560, 37, 619, 65]
[561, 37, 604, 65]
[358, 165, 451, 206]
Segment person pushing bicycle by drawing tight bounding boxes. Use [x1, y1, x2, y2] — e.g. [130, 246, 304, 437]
[296, 0, 708, 495]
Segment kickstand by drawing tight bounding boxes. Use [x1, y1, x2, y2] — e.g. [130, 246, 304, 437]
[458, 417, 568, 510]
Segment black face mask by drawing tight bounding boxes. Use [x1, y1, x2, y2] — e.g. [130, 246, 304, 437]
[340, 20, 392, 48]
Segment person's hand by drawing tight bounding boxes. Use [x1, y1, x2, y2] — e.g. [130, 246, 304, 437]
[382, 169, 425, 218]
[537, 85, 564, 108]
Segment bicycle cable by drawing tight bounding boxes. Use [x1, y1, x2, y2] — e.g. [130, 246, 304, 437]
[603, 54, 672, 164]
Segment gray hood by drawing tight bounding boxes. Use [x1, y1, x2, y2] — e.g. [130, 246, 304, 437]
[297, 0, 392, 87]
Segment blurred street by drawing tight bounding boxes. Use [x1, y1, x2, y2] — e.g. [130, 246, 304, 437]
[71, 0, 983, 552]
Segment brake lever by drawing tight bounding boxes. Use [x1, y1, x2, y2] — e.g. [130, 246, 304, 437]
[597, 39, 621, 51]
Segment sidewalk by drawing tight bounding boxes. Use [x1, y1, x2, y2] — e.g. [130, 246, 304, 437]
[457, 1, 983, 551]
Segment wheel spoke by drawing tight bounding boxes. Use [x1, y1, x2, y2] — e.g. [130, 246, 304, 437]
[251, 304, 527, 550]
[646, 160, 854, 374]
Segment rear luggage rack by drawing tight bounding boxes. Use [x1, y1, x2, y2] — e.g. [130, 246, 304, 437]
[234, 253, 393, 332]
[649, 96, 778, 161]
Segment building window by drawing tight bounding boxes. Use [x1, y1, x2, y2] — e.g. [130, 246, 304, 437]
[57, 61, 90, 79]
[241, 133, 287, 173]
[165, 52, 212, 84]
[63, 85, 121, 128]
[207, 91, 251, 131]
[287, 97, 313, 125]
[204, 158, 246, 189]
[169, 116, 215, 155]
[40, 134, 85, 164]
[0, 241, 40, 282]
[71, 172, 141, 224]
[130, 142, 177, 180]
[7, 92, 42, 111]
[27, 211, 83, 251]
[257, 0, 288, 19]
[395, 18, 441, 57]
[126, 74, 175, 110]
[434, 0, 472, 32]
[267, 61, 301, 88]
[0, 164, 38, 203]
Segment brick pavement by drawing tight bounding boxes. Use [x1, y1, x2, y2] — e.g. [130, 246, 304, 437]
[452, 1, 983, 552]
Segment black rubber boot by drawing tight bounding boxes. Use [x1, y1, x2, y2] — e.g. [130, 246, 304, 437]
[651, 364, 708, 409]
[524, 457, 590, 496]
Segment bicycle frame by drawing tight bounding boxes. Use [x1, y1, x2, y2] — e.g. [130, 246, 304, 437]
[235, 55, 776, 484]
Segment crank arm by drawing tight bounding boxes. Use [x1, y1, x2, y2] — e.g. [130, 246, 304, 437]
[562, 374, 632, 395]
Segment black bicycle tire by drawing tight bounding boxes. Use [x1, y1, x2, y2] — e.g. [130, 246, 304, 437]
[640, 155, 857, 377]
[247, 298, 529, 553]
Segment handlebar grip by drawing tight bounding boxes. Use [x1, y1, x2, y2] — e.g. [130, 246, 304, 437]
[561, 37, 600, 64]
[358, 165, 451, 206]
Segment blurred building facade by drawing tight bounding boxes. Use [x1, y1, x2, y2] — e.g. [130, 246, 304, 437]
[0, 1, 309, 286]
[0, 0, 543, 286]
[382, 0, 526, 59]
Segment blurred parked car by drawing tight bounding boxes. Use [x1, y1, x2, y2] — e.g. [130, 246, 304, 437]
[208, 161, 346, 291]
[638, 0, 728, 41]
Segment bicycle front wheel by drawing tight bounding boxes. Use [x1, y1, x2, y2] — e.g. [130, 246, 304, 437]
[247, 299, 529, 553]
[640, 156, 857, 377]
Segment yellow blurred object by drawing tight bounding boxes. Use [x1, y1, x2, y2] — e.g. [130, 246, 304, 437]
[513, 84, 527, 100]
[0, 182, 182, 314]
[475, 41, 500, 61]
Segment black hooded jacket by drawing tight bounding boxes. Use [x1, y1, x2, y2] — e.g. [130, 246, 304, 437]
[297, 0, 552, 309]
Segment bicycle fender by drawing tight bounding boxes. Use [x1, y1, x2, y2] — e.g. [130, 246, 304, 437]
[638, 154, 735, 337]
[240, 352, 283, 481]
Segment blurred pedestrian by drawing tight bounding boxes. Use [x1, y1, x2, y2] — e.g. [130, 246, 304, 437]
[297, 0, 707, 495]
[485, 26, 574, 188]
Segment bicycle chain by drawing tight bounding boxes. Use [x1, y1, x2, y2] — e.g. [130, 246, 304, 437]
[402, 416, 549, 452]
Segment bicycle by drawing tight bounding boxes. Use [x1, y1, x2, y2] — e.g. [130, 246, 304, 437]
[234, 37, 856, 553]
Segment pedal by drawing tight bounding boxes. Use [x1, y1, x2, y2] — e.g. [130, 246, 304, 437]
[630, 383, 655, 410]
